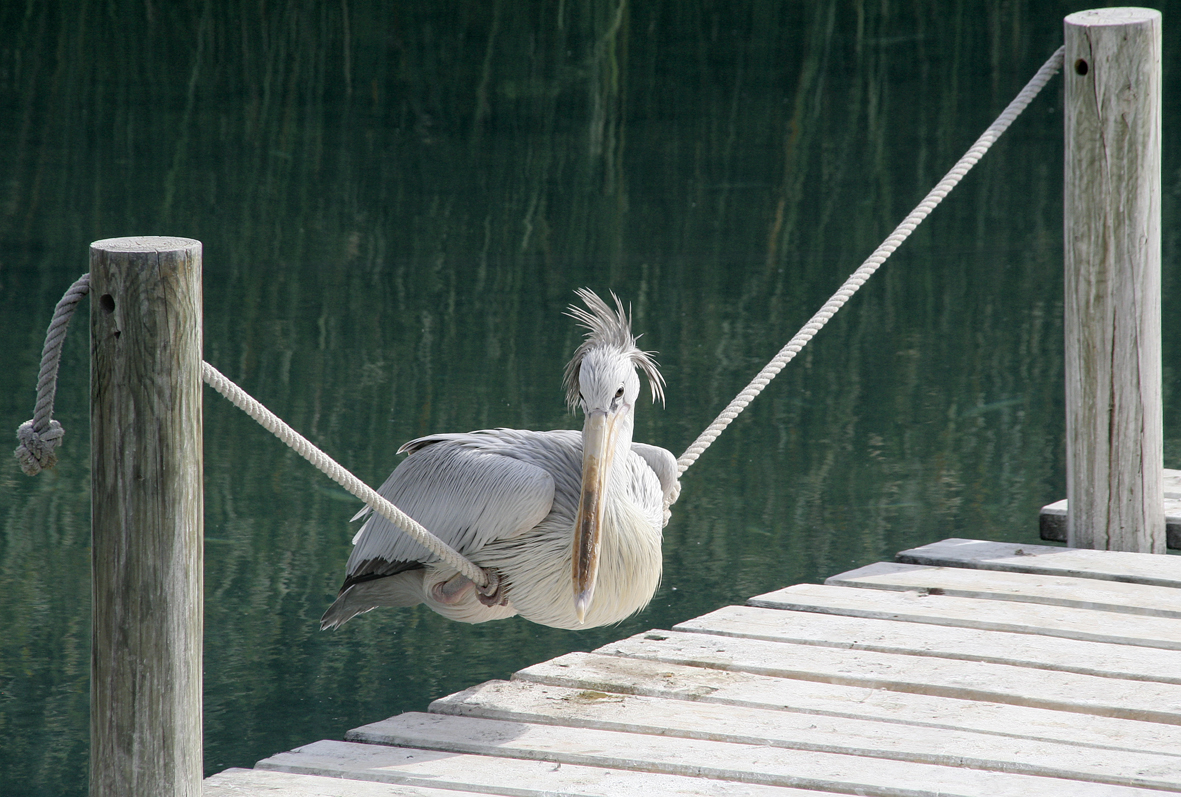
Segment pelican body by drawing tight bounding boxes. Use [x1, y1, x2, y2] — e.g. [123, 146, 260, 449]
[321, 290, 679, 630]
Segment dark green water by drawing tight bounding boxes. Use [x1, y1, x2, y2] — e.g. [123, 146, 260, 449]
[2, 2, 1179, 794]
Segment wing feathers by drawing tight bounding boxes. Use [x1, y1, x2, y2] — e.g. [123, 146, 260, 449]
[346, 432, 556, 577]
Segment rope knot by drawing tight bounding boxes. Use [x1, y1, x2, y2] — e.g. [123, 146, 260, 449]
[15, 419, 65, 476]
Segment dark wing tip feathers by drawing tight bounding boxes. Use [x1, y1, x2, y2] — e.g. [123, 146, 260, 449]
[339, 558, 425, 594]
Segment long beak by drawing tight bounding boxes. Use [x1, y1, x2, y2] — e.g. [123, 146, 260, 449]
[573, 409, 615, 624]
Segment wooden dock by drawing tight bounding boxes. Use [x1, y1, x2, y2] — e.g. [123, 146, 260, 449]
[204, 537, 1181, 796]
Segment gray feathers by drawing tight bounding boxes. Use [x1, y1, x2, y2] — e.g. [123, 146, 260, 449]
[322, 288, 681, 631]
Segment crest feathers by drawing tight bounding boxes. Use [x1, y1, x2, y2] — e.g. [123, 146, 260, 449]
[562, 288, 665, 410]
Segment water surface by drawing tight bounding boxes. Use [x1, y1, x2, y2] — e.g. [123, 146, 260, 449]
[2, 2, 1179, 794]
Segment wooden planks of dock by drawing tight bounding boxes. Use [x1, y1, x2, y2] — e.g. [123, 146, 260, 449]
[204, 538, 1181, 796]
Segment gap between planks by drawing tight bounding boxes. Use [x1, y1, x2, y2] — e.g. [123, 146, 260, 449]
[214, 539, 1181, 797]
[426, 677, 1181, 790]
[513, 649, 1181, 756]
[895, 538, 1181, 587]
[339, 711, 1168, 797]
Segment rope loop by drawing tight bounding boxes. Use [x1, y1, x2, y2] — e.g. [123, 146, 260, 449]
[13, 273, 90, 475]
[13, 271, 489, 586]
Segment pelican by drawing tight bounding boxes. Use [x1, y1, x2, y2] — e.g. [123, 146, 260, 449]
[321, 289, 680, 630]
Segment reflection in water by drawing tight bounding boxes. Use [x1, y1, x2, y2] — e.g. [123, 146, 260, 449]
[1, 2, 1177, 795]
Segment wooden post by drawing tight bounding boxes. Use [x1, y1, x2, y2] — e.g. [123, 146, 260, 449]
[1064, 8, 1163, 552]
[90, 237, 203, 796]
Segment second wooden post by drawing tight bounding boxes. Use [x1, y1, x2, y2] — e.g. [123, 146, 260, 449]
[1064, 8, 1163, 552]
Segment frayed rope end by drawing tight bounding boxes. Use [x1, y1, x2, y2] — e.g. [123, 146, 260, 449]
[15, 420, 64, 476]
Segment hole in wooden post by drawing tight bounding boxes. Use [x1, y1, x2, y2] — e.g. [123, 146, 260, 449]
[99, 293, 115, 313]
[1074, 59, 1089, 76]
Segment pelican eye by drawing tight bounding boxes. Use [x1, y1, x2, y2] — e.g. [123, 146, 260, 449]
[614, 387, 624, 399]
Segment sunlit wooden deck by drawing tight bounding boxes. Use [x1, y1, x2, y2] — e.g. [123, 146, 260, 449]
[205, 538, 1181, 796]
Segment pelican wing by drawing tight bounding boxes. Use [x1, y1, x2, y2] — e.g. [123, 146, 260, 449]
[346, 432, 556, 579]
[631, 442, 681, 524]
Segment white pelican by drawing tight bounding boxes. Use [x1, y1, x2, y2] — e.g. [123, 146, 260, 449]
[321, 289, 680, 630]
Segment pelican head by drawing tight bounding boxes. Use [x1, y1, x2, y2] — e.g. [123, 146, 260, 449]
[563, 289, 665, 623]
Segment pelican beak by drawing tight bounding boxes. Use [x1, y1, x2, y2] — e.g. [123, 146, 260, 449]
[573, 408, 615, 624]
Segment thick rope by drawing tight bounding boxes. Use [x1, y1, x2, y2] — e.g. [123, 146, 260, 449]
[16, 47, 1065, 578]
[676, 46, 1066, 475]
[14, 273, 91, 475]
[13, 275, 489, 587]
[200, 361, 490, 587]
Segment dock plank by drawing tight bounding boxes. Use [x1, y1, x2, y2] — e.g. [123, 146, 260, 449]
[826, 561, 1181, 617]
[256, 739, 824, 796]
[209, 539, 1181, 796]
[346, 711, 1168, 797]
[428, 678, 1181, 790]
[204, 767, 488, 796]
[514, 651, 1181, 755]
[675, 603, 1181, 683]
[597, 629, 1181, 723]
[748, 583, 1181, 649]
[896, 538, 1181, 587]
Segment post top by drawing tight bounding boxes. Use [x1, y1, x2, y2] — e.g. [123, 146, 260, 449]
[1065, 7, 1161, 27]
[90, 236, 201, 253]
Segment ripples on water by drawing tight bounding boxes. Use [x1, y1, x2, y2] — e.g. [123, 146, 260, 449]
[1, 2, 1177, 794]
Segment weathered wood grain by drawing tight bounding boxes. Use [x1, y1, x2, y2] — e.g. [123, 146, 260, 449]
[749, 583, 1181, 649]
[429, 678, 1181, 790]
[826, 561, 1181, 618]
[345, 712, 1167, 797]
[91, 237, 203, 797]
[1039, 496, 1181, 549]
[676, 602, 1181, 683]
[597, 629, 1181, 723]
[897, 538, 1181, 586]
[256, 739, 827, 796]
[204, 767, 488, 796]
[1064, 8, 1164, 552]
[208, 538, 1181, 795]
[515, 651, 1181, 756]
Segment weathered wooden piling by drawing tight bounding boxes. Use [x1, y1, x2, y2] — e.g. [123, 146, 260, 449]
[90, 237, 203, 797]
[1064, 8, 1163, 552]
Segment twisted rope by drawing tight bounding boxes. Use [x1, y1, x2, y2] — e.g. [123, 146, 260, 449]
[200, 362, 490, 587]
[14, 274, 489, 587]
[16, 47, 1065, 581]
[14, 273, 91, 475]
[676, 46, 1066, 475]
